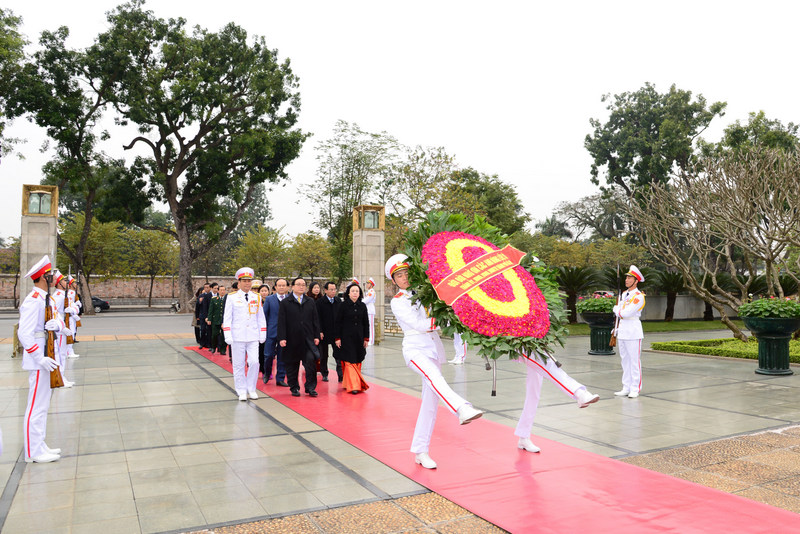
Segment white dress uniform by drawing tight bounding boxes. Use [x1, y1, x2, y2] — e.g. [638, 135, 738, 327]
[18, 256, 67, 462]
[66, 286, 80, 358]
[391, 288, 474, 454]
[514, 351, 598, 445]
[223, 289, 267, 398]
[363, 281, 376, 346]
[51, 286, 73, 386]
[451, 332, 467, 364]
[613, 269, 646, 396]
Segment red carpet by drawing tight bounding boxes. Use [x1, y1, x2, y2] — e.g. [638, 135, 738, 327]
[188, 346, 800, 533]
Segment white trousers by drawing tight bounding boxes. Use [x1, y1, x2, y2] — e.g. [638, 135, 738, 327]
[368, 313, 375, 345]
[515, 352, 585, 438]
[67, 315, 77, 356]
[404, 335, 469, 453]
[618, 338, 642, 393]
[452, 333, 467, 362]
[24, 369, 52, 460]
[231, 340, 259, 395]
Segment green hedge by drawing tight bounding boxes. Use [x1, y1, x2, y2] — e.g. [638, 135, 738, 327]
[651, 338, 800, 363]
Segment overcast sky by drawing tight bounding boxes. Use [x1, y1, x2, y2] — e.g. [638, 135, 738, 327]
[3, 0, 799, 243]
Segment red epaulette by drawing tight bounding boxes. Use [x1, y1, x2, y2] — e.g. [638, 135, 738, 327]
[394, 292, 404, 298]
[32, 291, 40, 299]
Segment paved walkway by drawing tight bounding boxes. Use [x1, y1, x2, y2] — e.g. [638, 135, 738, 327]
[0, 316, 799, 533]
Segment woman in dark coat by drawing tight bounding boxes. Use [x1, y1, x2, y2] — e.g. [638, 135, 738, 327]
[335, 283, 370, 393]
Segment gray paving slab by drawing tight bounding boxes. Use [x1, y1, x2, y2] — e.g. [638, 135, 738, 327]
[0, 315, 798, 532]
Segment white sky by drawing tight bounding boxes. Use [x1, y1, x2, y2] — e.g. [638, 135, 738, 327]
[3, 0, 799, 242]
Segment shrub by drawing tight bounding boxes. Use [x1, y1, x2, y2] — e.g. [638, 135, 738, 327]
[738, 297, 800, 318]
[576, 296, 616, 314]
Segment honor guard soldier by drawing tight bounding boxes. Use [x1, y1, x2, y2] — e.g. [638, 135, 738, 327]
[363, 278, 377, 345]
[51, 270, 76, 388]
[386, 254, 483, 470]
[65, 275, 81, 359]
[613, 265, 646, 398]
[18, 255, 69, 463]
[223, 267, 267, 401]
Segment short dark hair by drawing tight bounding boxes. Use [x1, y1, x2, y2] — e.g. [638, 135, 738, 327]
[292, 276, 305, 286]
[218, 285, 225, 290]
[231, 281, 238, 290]
[346, 283, 363, 301]
[324, 281, 336, 290]
[210, 282, 218, 289]
[275, 277, 288, 285]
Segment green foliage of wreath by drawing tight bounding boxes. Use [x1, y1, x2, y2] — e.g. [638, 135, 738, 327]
[403, 212, 569, 361]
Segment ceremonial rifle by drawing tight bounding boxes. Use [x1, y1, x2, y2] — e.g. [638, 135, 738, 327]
[44, 281, 65, 389]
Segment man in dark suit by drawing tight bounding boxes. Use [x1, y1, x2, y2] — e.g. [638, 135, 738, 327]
[262, 278, 288, 385]
[277, 277, 321, 397]
[208, 285, 226, 354]
[198, 282, 213, 348]
[316, 281, 342, 383]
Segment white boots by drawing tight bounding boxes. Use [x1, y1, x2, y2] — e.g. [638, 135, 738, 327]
[415, 452, 437, 469]
[457, 404, 483, 425]
[518, 437, 540, 453]
[575, 388, 600, 408]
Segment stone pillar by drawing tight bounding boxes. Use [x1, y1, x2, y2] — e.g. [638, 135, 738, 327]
[19, 185, 59, 299]
[352, 205, 385, 343]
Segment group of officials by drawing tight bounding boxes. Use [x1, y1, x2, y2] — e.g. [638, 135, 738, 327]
[217, 271, 374, 401]
[15, 253, 644, 469]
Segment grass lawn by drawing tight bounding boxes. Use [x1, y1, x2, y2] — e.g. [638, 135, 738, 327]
[650, 338, 800, 363]
[566, 319, 745, 337]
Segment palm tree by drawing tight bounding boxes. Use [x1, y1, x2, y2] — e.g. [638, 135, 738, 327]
[654, 271, 685, 321]
[556, 266, 600, 323]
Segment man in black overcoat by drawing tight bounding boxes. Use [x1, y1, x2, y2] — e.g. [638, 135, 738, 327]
[316, 281, 342, 383]
[277, 277, 321, 397]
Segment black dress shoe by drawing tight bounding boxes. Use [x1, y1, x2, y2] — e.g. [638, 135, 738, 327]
[322, 376, 329, 382]
[276, 381, 289, 387]
[263, 375, 269, 384]
[307, 390, 318, 397]
[291, 389, 300, 397]
[338, 377, 343, 383]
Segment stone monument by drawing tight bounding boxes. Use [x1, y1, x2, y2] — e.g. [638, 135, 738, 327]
[352, 205, 385, 343]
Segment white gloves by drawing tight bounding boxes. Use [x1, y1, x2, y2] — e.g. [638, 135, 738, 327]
[67, 306, 79, 315]
[36, 355, 58, 372]
[62, 327, 73, 337]
[612, 305, 620, 315]
[45, 319, 61, 331]
[224, 335, 232, 345]
[259, 336, 266, 344]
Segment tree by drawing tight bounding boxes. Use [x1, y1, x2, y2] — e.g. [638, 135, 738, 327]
[58, 213, 128, 290]
[556, 266, 600, 323]
[700, 111, 799, 155]
[226, 226, 287, 279]
[383, 145, 456, 223]
[535, 216, 573, 239]
[445, 168, 530, 235]
[90, 2, 306, 311]
[653, 271, 685, 322]
[626, 147, 800, 340]
[127, 228, 178, 306]
[0, 8, 26, 158]
[284, 232, 335, 280]
[314, 120, 399, 280]
[8, 22, 144, 313]
[585, 83, 726, 197]
[555, 191, 627, 240]
[0, 236, 21, 307]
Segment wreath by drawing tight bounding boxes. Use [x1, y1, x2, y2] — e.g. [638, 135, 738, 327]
[403, 212, 568, 361]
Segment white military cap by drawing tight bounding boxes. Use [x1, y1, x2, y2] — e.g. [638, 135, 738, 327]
[52, 269, 65, 286]
[236, 267, 255, 280]
[626, 265, 644, 282]
[352, 277, 360, 286]
[368, 277, 375, 287]
[25, 255, 52, 280]
[385, 254, 409, 281]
